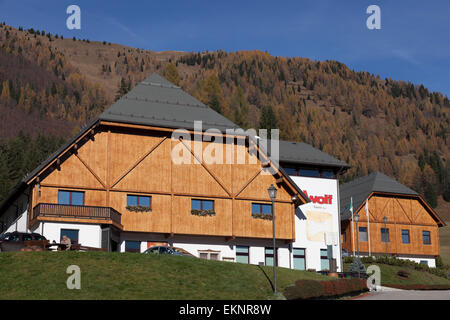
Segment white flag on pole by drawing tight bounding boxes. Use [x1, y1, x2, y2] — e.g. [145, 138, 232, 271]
[350, 197, 355, 256]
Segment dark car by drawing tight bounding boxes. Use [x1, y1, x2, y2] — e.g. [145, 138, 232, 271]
[143, 246, 194, 257]
[0, 231, 47, 252]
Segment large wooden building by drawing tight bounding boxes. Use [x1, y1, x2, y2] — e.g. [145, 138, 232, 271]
[0, 73, 353, 270]
[340, 172, 445, 267]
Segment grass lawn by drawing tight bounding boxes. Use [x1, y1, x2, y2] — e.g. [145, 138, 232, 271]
[343, 262, 450, 287]
[0, 251, 330, 300]
[439, 221, 450, 265]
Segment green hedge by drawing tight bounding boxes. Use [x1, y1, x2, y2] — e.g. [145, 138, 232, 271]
[284, 278, 368, 300]
[344, 255, 449, 279]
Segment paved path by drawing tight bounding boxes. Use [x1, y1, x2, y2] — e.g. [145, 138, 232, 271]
[357, 290, 450, 300]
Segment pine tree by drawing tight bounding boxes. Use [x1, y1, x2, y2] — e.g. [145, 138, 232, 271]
[231, 87, 250, 128]
[115, 77, 130, 101]
[424, 182, 437, 208]
[164, 63, 180, 86]
[259, 106, 278, 139]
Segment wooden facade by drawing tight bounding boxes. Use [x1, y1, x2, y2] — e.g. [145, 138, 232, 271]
[28, 121, 306, 241]
[341, 193, 444, 257]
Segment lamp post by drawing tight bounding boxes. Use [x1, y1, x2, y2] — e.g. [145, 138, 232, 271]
[383, 216, 388, 255]
[268, 184, 277, 294]
[354, 213, 360, 257]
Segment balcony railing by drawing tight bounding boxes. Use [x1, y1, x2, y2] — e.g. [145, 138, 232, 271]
[33, 203, 122, 225]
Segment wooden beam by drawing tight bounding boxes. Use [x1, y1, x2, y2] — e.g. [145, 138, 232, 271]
[179, 138, 232, 197]
[235, 196, 291, 203]
[106, 129, 111, 206]
[234, 169, 261, 198]
[110, 136, 168, 188]
[99, 121, 248, 139]
[40, 183, 106, 192]
[27, 122, 99, 185]
[75, 154, 106, 189]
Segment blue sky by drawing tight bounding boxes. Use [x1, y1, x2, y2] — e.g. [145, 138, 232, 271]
[1, 0, 449, 96]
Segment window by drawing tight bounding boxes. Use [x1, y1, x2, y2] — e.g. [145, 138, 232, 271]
[422, 231, 431, 245]
[381, 228, 390, 243]
[299, 168, 320, 177]
[198, 250, 220, 260]
[236, 246, 249, 264]
[281, 166, 336, 179]
[222, 257, 235, 262]
[125, 240, 141, 253]
[401, 229, 410, 244]
[60, 229, 79, 245]
[252, 203, 272, 216]
[320, 249, 330, 271]
[265, 247, 278, 266]
[320, 170, 335, 179]
[420, 260, 428, 266]
[191, 199, 214, 211]
[359, 227, 368, 242]
[293, 248, 306, 270]
[58, 190, 84, 206]
[342, 232, 347, 243]
[127, 195, 151, 208]
[284, 167, 298, 176]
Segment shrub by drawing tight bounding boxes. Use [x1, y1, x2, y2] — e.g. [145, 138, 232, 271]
[353, 255, 449, 280]
[397, 270, 410, 278]
[284, 278, 368, 300]
[344, 256, 354, 264]
[435, 256, 444, 269]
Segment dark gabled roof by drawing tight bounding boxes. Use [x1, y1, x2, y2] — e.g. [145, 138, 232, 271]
[1, 73, 321, 213]
[339, 171, 419, 220]
[99, 73, 240, 132]
[263, 139, 350, 170]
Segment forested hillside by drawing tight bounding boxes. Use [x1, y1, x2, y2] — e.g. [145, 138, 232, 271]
[0, 23, 448, 212]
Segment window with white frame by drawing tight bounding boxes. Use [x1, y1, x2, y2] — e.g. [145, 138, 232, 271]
[198, 250, 220, 260]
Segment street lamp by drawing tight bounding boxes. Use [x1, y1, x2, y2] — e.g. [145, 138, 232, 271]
[383, 216, 388, 255]
[267, 184, 277, 294]
[354, 213, 360, 257]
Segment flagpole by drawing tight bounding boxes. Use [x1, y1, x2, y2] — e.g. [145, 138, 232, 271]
[350, 197, 355, 256]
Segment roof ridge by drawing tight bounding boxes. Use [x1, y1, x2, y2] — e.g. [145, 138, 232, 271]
[104, 110, 238, 128]
[140, 81, 180, 90]
[122, 95, 206, 108]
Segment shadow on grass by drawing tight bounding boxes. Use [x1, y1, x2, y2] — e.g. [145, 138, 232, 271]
[257, 265, 274, 292]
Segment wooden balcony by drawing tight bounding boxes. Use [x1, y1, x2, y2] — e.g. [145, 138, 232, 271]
[32, 203, 122, 229]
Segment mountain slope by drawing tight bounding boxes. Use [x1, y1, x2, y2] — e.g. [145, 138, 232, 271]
[0, 23, 448, 209]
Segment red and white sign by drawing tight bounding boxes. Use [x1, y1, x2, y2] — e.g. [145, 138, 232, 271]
[303, 190, 333, 205]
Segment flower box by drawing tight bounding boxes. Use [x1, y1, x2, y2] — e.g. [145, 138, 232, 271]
[191, 209, 216, 217]
[126, 205, 152, 212]
[251, 213, 273, 220]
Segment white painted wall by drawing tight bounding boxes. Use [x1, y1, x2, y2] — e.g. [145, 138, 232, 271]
[119, 233, 292, 268]
[289, 176, 342, 271]
[397, 256, 436, 268]
[33, 222, 102, 248]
